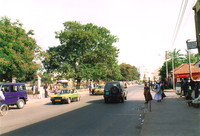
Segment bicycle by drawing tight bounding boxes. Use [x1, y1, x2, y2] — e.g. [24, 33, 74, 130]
[0, 104, 9, 116]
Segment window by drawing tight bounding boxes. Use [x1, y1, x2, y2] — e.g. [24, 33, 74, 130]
[11, 86, 18, 92]
[1, 85, 9, 92]
[19, 85, 26, 92]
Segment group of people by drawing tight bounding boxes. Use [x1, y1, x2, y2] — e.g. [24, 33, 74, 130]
[144, 81, 166, 103]
[180, 78, 200, 99]
[31, 84, 49, 98]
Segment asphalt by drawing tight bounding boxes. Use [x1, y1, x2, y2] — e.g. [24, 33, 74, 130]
[26, 87, 200, 136]
[140, 90, 200, 136]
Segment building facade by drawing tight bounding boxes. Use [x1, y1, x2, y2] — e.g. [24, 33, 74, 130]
[193, 0, 200, 54]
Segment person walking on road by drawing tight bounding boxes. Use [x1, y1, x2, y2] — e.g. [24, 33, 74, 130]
[154, 81, 162, 102]
[89, 84, 92, 94]
[144, 82, 152, 104]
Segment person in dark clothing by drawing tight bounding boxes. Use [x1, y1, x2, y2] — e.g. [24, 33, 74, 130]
[144, 82, 152, 104]
[182, 78, 189, 97]
[43, 84, 48, 98]
[160, 81, 166, 99]
[190, 80, 200, 98]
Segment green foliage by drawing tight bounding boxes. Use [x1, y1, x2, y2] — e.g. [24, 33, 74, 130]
[41, 72, 53, 83]
[43, 21, 120, 82]
[0, 17, 41, 82]
[159, 48, 200, 80]
[119, 63, 140, 81]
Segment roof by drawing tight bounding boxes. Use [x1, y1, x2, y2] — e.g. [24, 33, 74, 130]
[172, 63, 200, 75]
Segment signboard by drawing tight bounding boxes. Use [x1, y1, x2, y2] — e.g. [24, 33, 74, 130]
[186, 41, 197, 49]
[175, 73, 200, 80]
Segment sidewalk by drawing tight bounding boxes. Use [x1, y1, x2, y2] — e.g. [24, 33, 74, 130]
[140, 90, 200, 136]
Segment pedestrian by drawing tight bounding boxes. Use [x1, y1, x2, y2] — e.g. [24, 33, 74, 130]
[154, 81, 162, 102]
[0, 89, 5, 101]
[0, 89, 5, 108]
[53, 86, 58, 94]
[32, 85, 36, 97]
[144, 82, 152, 104]
[182, 78, 190, 98]
[160, 81, 166, 99]
[43, 84, 48, 98]
[89, 84, 92, 94]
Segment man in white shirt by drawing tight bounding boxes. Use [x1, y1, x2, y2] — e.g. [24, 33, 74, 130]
[0, 89, 5, 101]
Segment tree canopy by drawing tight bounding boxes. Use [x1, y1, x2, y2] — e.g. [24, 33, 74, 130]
[43, 21, 121, 83]
[0, 17, 41, 82]
[119, 63, 140, 81]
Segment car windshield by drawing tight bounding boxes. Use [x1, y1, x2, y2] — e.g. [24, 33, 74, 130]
[104, 83, 119, 90]
[97, 86, 104, 89]
[59, 89, 71, 94]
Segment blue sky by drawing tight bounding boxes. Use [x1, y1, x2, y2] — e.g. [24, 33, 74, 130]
[0, 0, 198, 72]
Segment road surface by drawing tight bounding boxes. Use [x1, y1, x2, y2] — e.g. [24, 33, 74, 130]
[0, 85, 146, 136]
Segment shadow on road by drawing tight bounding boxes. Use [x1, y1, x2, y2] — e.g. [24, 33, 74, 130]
[1, 98, 146, 136]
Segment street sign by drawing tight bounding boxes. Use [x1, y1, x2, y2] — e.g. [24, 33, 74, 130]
[186, 41, 197, 49]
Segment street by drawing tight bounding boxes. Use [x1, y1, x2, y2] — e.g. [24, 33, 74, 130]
[0, 85, 146, 136]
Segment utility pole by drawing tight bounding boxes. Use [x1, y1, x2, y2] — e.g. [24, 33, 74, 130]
[172, 55, 175, 91]
[165, 51, 169, 79]
[186, 39, 200, 82]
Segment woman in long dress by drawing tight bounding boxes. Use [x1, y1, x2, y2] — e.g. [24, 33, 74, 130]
[154, 81, 162, 102]
[144, 82, 152, 104]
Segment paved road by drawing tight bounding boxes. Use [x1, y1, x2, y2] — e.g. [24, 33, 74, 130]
[0, 85, 146, 136]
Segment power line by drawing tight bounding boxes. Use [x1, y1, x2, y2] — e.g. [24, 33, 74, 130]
[170, 0, 189, 51]
[182, 0, 197, 28]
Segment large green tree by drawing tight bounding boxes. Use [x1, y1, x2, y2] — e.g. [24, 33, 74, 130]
[43, 21, 121, 83]
[119, 63, 140, 81]
[0, 17, 41, 82]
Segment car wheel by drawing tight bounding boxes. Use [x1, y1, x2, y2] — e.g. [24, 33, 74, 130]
[17, 99, 25, 109]
[52, 101, 56, 104]
[104, 98, 109, 103]
[67, 98, 71, 104]
[120, 97, 124, 103]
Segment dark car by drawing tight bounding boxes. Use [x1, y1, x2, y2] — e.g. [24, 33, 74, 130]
[0, 83, 28, 109]
[103, 81, 128, 103]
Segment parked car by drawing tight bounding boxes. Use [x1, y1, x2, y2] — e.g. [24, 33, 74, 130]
[0, 83, 28, 109]
[103, 81, 128, 103]
[50, 89, 81, 104]
[94, 84, 105, 95]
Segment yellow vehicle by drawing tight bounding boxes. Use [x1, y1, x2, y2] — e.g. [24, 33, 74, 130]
[94, 84, 105, 95]
[50, 89, 81, 104]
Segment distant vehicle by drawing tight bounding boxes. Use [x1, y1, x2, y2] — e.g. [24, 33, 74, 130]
[50, 89, 81, 104]
[0, 83, 28, 109]
[56, 80, 69, 89]
[94, 84, 105, 95]
[103, 81, 128, 103]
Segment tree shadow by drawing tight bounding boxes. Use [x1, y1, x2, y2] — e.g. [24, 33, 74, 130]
[1, 98, 146, 136]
